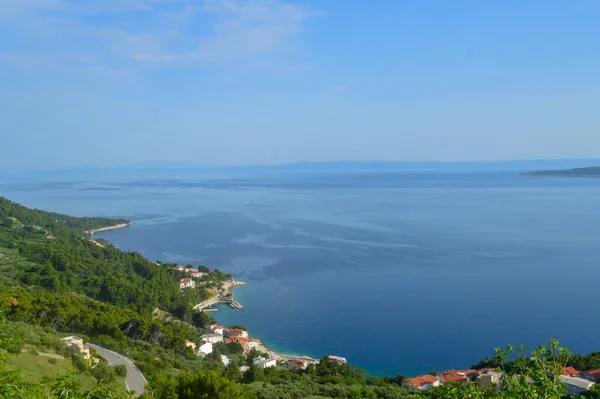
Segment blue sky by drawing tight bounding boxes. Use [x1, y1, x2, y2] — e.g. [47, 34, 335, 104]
[1, 0, 599, 169]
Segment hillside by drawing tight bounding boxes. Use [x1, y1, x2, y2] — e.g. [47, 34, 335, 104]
[521, 166, 600, 177]
[3, 196, 600, 398]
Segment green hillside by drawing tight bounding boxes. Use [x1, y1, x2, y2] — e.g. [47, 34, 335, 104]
[2, 196, 599, 398]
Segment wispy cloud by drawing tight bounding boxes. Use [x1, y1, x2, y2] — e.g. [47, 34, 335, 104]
[0, 0, 319, 71]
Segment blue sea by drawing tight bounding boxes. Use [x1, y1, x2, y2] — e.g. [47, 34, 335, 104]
[3, 169, 600, 376]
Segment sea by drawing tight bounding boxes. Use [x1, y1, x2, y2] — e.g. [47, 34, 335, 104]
[2, 167, 600, 376]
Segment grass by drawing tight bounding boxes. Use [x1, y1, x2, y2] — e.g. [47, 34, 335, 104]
[7, 352, 98, 391]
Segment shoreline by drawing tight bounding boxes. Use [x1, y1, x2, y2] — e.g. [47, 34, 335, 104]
[194, 279, 247, 311]
[87, 222, 133, 236]
[200, 280, 320, 364]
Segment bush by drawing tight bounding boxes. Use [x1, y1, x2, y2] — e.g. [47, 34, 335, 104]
[114, 364, 127, 378]
[6, 342, 22, 354]
[71, 353, 89, 372]
[48, 357, 58, 364]
[91, 361, 116, 384]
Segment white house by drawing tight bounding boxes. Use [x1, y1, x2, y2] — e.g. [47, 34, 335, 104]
[204, 324, 224, 336]
[201, 334, 224, 344]
[179, 278, 196, 289]
[62, 336, 91, 359]
[253, 357, 276, 369]
[221, 355, 231, 366]
[560, 375, 595, 395]
[197, 342, 213, 356]
[248, 338, 262, 350]
[187, 270, 204, 279]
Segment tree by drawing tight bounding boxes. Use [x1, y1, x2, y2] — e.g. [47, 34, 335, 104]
[225, 361, 242, 383]
[50, 374, 81, 399]
[114, 365, 128, 378]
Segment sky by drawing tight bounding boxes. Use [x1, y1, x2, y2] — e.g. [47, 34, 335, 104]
[1, 0, 599, 170]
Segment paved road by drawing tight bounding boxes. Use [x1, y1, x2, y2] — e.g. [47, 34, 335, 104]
[87, 343, 146, 397]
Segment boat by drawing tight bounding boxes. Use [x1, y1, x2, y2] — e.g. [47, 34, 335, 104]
[230, 304, 235, 309]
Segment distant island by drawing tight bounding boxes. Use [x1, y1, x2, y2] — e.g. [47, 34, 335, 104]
[521, 166, 600, 177]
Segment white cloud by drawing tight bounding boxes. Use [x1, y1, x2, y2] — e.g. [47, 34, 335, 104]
[0, 0, 319, 70]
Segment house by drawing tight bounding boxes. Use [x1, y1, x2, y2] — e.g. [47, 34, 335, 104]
[62, 336, 90, 359]
[288, 360, 308, 371]
[455, 369, 483, 379]
[187, 270, 204, 279]
[197, 342, 213, 356]
[201, 334, 224, 344]
[439, 371, 469, 384]
[223, 328, 248, 338]
[253, 357, 276, 369]
[221, 355, 231, 366]
[173, 265, 188, 272]
[476, 371, 501, 390]
[239, 366, 250, 373]
[204, 324, 224, 336]
[248, 338, 262, 350]
[584, 369, 600, 382]
[563, 366, 581, 377]
[185, 340, 196, 351]
[90, 240, 105, 248]
[179, 278, 195, 289]
[327, 355, 347, 365]
[403, 374, 440, 390]
[560, 375, 595, 395]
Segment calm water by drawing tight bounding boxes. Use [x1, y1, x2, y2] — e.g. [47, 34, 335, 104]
[2, 170, 600, 376]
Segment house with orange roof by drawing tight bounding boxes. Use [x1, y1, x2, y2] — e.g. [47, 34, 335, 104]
[289, 360, 308, 371]
[179, 278, 195, 289]
[223, 328, 248, 338]
[403, 374, 440, 390]
[583, 369, 600, 382]
[439, 372, 469, 384]
[204, 324, 224, 335]
[563, 366, 581, 377]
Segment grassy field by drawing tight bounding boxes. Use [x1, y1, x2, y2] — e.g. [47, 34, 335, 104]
[7, 352, 98, 391]
[7, 352, 126, 392]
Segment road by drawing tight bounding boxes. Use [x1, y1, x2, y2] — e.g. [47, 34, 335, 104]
[87, 343, 146, 397]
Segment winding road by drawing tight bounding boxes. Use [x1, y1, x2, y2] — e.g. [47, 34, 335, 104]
[86, 343, 146, 397]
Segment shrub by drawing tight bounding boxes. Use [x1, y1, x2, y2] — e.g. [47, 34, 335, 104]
[48, 357, 58, 364]
[114, 364, 127, 378]
[6, 342, 22, 354]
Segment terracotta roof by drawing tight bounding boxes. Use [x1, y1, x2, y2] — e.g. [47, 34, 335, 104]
[404, 374, 439, 387]
[224, 328, 245, 336]
[289, 360, 307, 369]
[456, 369, 481, 377]
[180, 278, 191, 284]
[185, 339, 195, 345]
[585, 369, 600, 380]
[250, 338, 261, 343]
[563, 367, 581, 376]
[440, 373, 468, 383]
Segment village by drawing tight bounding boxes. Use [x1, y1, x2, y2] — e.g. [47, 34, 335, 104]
[98, 262, 600, 396]
[402, 365, 599, 396]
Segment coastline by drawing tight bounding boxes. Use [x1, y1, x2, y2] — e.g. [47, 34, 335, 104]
[87, 222, 133, 236]
[194, 279, 247, 311]
[200, 280, 320, 364]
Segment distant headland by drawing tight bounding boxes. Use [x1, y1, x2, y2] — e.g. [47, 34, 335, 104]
[521, 166, 600, 177]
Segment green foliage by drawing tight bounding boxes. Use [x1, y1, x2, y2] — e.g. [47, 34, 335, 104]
[114, 365, 127, 378]
[144, 371, 256, 399]
[0, 197, 129, 234]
